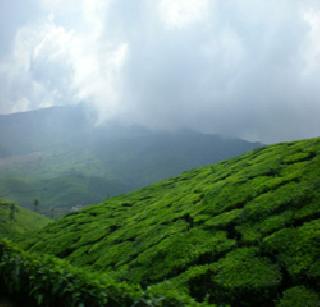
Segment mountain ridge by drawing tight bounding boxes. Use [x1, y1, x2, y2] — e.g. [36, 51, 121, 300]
[0, 106, 260, 214]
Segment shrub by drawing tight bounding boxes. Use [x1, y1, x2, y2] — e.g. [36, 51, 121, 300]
[0, 240, 142, 306]
[277, 286, 320, 307]
[209, 248, 281, 306]
[262, 220, 320, 280]
[0, 240, 207, 306]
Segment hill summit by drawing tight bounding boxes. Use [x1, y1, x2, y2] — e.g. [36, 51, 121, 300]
[23, 137, 320, 306]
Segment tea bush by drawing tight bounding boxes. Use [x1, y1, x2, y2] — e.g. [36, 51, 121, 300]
[0, 240, 141, 306]
[18, 137, 320, 305]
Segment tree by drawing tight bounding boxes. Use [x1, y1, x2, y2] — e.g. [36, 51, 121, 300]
[183, 213, 194, 230]
[50, 207, 55, 219]
[33, 199, 39, 213]
[9, 203, 16, 221]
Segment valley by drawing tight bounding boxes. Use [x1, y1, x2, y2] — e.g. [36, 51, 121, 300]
[0, 106, 260, 215]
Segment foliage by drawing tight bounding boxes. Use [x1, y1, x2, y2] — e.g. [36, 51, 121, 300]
[276, 286, 320, 307]
[262, 219, 320, 281]
[0, 107, 260, 213]
[0, 240, 133, 306]
[15, 137, 320, 305]
[0, 199, 50, 240]
[209, 248, 281, 305]
[0, 240, 204, 306]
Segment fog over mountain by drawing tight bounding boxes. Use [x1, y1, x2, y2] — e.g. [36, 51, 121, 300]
[1, 1, 320, 143]
[0, 106, 260, 213]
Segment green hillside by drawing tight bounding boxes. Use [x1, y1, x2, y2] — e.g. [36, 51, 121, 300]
[0, 200, 50, 240]
[22, 137, 320, 306]
[0, 106, 260, 214]
[0, 133, 259, 215]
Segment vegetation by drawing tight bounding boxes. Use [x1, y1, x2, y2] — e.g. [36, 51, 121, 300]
[277, 286, 320, 307]
[0, 199, 50, 240]
[0, 106, 260, 214]
[20, 137, 320, 305]
[0, 240, 202, 306]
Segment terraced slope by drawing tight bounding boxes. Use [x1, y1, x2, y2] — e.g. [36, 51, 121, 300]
[23, 138, 320, 306]
[0, 200, 50, 240]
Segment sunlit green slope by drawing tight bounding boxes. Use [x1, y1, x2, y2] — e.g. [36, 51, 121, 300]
[23, 138, 320, 306]
[0, 200, 50, 240]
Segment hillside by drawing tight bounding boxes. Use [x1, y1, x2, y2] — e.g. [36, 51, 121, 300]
[0, 106, 260, 214]
[0, 200, 50, 240]
[22, 137, 320, 306]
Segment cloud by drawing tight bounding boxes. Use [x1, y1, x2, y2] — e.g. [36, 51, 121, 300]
[1, 0, 320, 142]
[0, 16, 74, 113]
[0, 0, 128, 121]
[158, 0, 210, 29]
[303, 8, 320, 74]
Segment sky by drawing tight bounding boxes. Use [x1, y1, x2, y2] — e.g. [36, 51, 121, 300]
[1, 0, 320, 143]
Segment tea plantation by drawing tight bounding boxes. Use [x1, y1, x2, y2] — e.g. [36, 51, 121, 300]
[2, 137, 320, 306]
[0, 200, 49, 240]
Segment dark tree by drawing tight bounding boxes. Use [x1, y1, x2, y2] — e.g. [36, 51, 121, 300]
[33, 199, 39, 213]
[50, 207, 55, 219]
[183, 213, 194, 230]
[9, 203, 16, 221]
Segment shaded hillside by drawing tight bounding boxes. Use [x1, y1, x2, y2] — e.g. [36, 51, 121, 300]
[23, 137, 320, 306]
[0, 106, 260, 213]
[0, 200, 50, 240]
[0, 106, 92, 156]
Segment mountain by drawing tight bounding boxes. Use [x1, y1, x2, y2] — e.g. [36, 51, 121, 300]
[0, 105, 93, 156]
[0, 106, 260, 214]
[22, 137, 320, 306]
[0, 199, 50, 240]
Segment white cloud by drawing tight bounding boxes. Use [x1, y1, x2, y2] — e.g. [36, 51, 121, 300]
[10, 97, 30, 113]
[0, 18, 75, 113]
[0, 0, 128, 120]
[2, 0, 320, 142]
[41, 0, 80, 13]
[159, 0, 210, 29]
[303, 8, 320, 74]
[82, 0, 111, 38]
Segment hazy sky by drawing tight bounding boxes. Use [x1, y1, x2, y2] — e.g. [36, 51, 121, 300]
[1, 0, 320, 143]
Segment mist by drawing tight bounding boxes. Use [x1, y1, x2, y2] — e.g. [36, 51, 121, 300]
[1, 0, 320, 143]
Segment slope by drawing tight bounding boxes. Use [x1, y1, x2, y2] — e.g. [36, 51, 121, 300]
[0, 106, 260, 214]
[0, 200, 50, 240]
[23, 137, 320, 306]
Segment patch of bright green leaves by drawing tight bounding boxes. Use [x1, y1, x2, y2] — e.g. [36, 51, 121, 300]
[0, 200, 50, 240]
[0, 240, 202, 306]
[19, 137, 320, 305]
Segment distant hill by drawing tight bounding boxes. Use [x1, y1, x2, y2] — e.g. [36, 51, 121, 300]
[0, 106, 261, 214]
[23, 137, 320, 306]
[0, 199, 50, 240]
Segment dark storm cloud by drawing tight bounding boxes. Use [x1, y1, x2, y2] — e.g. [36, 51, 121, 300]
[1, 0, 320, 143]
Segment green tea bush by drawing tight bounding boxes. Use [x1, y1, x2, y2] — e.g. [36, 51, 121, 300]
[210, 248, 281, 305]
[0, 240, 205, 306]
[0, 240, 142, 306]
[262, 219, 320, 280]
[18, 137, 320, 305]
[187, 248, 281, 306]
[277, 286, 320, 307]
